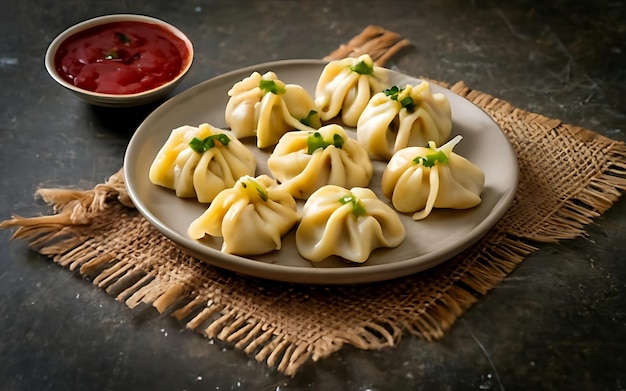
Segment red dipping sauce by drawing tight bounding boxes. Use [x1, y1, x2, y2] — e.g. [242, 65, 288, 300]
[55, 21, 190, 95]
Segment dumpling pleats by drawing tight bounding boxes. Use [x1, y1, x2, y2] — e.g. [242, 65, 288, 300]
[256, 88, 320, 148]
[357, 81, 452, 161]
[225, 71, 321, 148]
[381, 135, 485, 220]
[149, 124, 257, 203]
[188, 175, 299, 256]
[315, 54, 389, 127]
[267, 124, 373, 199]
[295, 186, 405, 263]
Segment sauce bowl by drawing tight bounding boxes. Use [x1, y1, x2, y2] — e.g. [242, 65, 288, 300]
[45, 14, 194, 108]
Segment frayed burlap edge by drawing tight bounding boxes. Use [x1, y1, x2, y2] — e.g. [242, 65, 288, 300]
[450, 81, 626, 242]
[324, 25, 412, 66]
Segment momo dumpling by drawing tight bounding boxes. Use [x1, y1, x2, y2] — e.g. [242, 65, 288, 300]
[295, 185, 405, 263]
[267, 123, 373, 199]
[315, 54, 389, 127]
[356, 82, 452, 161]
[188, 175, 299, 255]
[149, 123, 256, 203]
[381, 135, 485, 220]
[225, 71, 322, 148]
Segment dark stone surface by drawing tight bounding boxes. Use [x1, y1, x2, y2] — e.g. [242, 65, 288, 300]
[1, 1, 624, 390]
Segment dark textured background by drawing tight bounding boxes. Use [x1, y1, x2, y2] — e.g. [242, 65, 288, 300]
[1, 1, 624, 390]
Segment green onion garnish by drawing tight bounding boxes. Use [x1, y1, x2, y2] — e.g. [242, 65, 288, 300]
[339, 194, 367, 217]
[349, 60, 374, 75]
[259, 79, 286, 95]
[384, 86, 416, 112]
[306, 131, 345, 154]
[240, 178, 268, 201]
[412, 150, 448, 167]
[300, 110, 318, 127]
[188, 134, 231, 153]
[115, 32, 131, 44]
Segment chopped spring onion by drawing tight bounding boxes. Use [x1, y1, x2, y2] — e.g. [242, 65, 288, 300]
[188, 133, 231, 153]
[259, 79, 286, 95]
[413, 149, 448, 167]
[383, 86, 416, 112]
[349, 60, 374, 75]
[240, 177, 268, 201]
[306, 131, 345, 154]
[339, 194, 367, 217]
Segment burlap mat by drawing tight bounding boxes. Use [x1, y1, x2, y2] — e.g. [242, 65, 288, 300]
[2, 26, 626, 376]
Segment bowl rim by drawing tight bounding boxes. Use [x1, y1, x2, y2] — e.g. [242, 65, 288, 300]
[44, 13, 194, 99]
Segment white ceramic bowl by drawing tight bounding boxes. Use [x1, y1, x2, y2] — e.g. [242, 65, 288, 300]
[45, 14, 194, 108]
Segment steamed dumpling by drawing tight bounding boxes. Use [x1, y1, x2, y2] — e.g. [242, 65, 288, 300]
[149, 123, 257, 203]
[356, 82, 452, 161]
[295, 185, 405, 263]
[315, 54, 389, 127]
[267, 123, 373, 199]
[225, 71, 322, 148]
[381, 135, 485, 220]
[188, 175, 299, 255]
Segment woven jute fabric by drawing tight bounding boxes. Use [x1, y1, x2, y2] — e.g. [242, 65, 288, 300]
[2, 26, 626, 376]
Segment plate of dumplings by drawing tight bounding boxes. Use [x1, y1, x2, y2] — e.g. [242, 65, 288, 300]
[124, 56, 519, 284]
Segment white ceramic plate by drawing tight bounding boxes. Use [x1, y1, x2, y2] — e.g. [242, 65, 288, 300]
[124, 59, 518, 285]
